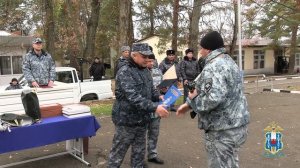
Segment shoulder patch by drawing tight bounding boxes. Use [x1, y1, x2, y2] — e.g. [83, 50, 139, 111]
[204, 78, 212, 93]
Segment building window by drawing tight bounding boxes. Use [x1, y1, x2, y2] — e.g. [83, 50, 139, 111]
[233, 50, 244, 70]
[0, 56, 11, 75]
[253, 50, 265, 69]
[0, 56, 23, 75]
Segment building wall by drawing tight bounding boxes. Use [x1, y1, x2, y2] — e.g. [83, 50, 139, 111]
[242, 47, 275, 75]
[138, 36, 300, 75]
[0, 46, 28, 86]
[139, 36, 188, 64]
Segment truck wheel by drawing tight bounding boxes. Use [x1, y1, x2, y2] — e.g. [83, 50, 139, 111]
[80, 94, 97, 102]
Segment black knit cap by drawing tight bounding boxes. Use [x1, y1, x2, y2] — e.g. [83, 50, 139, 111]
[185, 48, 194, 55]
[200, 31, 224, 50]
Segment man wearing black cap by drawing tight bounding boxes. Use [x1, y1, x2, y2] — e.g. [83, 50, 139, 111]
[22, 38, 56, 87]
[5, 78, 22, 90]
[108, 43, 169, 168]
[176, 31, 250, 168]
[180, 48, 200, 102]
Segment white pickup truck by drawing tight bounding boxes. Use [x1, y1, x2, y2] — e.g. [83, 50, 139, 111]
[0, 67, 113, 115]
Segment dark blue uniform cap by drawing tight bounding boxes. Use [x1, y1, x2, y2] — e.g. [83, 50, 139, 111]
[131, 43, 153, 56]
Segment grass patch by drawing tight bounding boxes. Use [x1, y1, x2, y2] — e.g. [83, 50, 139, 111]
[175, 96, 184, 106]
[286, 85, 300, 91]
[90, 103, 113, 116]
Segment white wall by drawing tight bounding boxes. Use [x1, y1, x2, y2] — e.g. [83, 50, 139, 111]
[0, 46, 28, 86]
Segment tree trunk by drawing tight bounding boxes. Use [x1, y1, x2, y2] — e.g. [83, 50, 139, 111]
[288, 0, 300, 74]
[229, 2, 238, 56]
[82, 0, 101, 59]
[128, 0, 134, 46]
[172, 0, 179, 51]
[288, 24, 299, 74]
[44, 0, 56, 59]
[119, 0, 132, 50]
[149, 0, 155, 36]
[188, 0, 203, 56]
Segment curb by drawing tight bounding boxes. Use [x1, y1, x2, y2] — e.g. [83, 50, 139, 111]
[263, 88, 300, 94]
[244, 76, 300, 84]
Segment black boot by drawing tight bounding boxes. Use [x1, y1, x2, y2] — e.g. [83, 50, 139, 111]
[148, 157, 164, 164]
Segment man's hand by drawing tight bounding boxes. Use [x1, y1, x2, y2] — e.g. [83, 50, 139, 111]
[48, 80, 54, 87]
[32, 81, 39, 87]
[155, 105, 169, 118]
[176, 103, 191, 116]
[159, 95, 164, 101]
[188, 89, 198, 100]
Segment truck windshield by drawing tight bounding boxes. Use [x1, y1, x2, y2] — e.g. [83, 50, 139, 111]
[56, 71, 73, 83]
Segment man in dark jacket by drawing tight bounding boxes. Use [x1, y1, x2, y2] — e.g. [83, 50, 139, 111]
[159, 49, 181, 111]
[180, 48, 200, 101]
[114, 45, 130, 77]
[108, 43, 169, 168]
[89, 57, 105, 81]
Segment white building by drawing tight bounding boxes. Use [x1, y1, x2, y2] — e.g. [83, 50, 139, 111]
[0, 34, 33, 85]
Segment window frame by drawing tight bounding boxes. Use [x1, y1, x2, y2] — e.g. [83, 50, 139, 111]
[232, 50, 245, 70]
[0, 55, 23, 75]
[253, 50, 265, 69]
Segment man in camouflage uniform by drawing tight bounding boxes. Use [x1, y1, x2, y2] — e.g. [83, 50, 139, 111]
[145, 49, 164, 164]
[107, 43, 169, 168]
[114, 45, 130, 77]
[22, 38, 56, 87]
[177, 31, 250, 168]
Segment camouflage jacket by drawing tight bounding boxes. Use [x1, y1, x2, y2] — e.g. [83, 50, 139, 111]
[114, 56, 127, 77]
[22, 49, 56, 86]
[186, 48, 250, 131]
[151, 67, 163, 88]
[112, 58, 160, 127]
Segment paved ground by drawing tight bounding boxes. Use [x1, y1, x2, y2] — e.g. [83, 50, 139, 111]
[1, 91, 300, 168]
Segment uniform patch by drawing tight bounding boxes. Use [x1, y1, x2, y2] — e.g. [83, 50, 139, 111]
[204, 79, 212, 93]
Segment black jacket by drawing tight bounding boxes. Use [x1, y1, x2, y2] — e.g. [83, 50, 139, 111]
[159, 57, 182, 80]
[112, 58, 160, 127]
[89, 62, 105, 81]
[180, 56, 200, 81]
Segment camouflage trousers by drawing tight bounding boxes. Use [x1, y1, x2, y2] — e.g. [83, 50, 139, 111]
[107, 125, 147, 168]
[204, 125, 248, 168]
[147, 117, 161, 159]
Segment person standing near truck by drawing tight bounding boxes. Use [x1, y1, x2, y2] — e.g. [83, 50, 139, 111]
[114, 45, 130, 77]
[22, 38, 56, 87]
[5, 78, 22, 90]
[89, 57, 105, 81]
